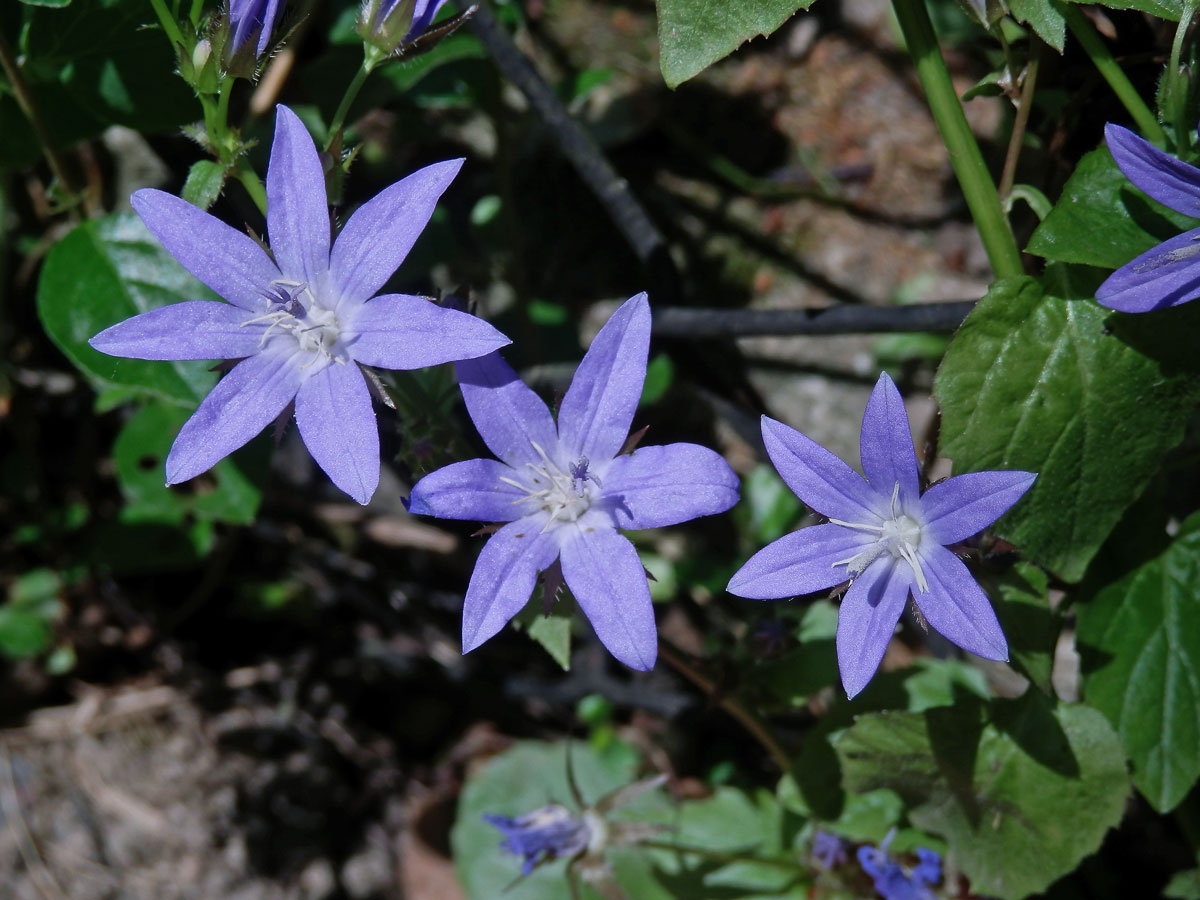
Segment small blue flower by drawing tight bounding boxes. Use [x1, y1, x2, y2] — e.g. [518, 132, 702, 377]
[726, 372, 1035, 698]
[407, 294, 740, 670]
[89, 105, 509, 504]
[229, 0, 284, 58]
[1097, 123, 1200, 312]
[812, 830, 848, 869]
[858, 841, 941, 900]
[361, 0, 449, 52]
[483, 805, 592, 875]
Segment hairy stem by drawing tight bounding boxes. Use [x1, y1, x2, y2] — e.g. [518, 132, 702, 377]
[892, 0, 1024, 279]
[1063, 4, 1166, 145]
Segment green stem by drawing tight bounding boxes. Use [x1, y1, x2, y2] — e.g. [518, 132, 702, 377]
[1167, 0, 1199, 150]
[1063, 4, 1166, 145]
[147, 0, 189, 54]
[215, 80, 233, 146]
[892, 0, 1024, 279]
[235, 159, 268, 216]
[325, 47, 385, 150]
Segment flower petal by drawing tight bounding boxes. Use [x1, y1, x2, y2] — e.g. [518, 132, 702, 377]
[1095, 224, 1200, 312]
[165, 347, 305, 485]
[602, 443, 739, 529]
[131, 189, 281, 311]
[761, 416, 879, 524]
[329, 159, 463, 303]
[727, 524, 874, 599]
[560, 525, 656, 670]
[915, 544, 1008, 661]
[456, 352, 558, 468]
[859, 372, 920, 505]
[345, 294, 510, 369]
[920, 470, 1036, 545]
[89, 301, 263, 360]
[1106, 123, 1200, 217]
[461, 521, 560, 653]
[557, 293, 650, 461]
[836, 559, 910, 699]
[408, 458, 530, 521]
[406, 0, 448, 39]
[267, 106, 330, 284]
[294, 361, 378, 504]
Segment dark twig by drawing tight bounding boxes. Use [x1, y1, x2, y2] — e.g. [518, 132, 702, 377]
[651, 300, 977, 338]
[461, 1, 680, 303]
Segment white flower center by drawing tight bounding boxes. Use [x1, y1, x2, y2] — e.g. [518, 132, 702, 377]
[828, 482, 929, 592]
[499, 441, 601, 530]
[242, 279, 347, 365]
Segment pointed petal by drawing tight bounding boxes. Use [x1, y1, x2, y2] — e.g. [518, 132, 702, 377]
[602, 443, 739, 529]
[761, 416, 880, 524]
[329, 159, 463, 302]
[406, 0, 448, 39]
[1095, 224, 1200, 311]
[89, 301, 262, 360]
[256, 0, 283, 55]
[836, 559, 910, 699]
[560, 526, 656, 670]
[295, 361, 378, 504]
[915, 544, 1008, 660]
[921, 470, 1037, 544]
[408, 458, 530, 521]
[165, 348, 305, 485]
[461, 521, 560, 653]
[345, 294, 510, 369]
[1106, 123, 1200, 216]
[557, 293, 650, 461]
[727, 524, 875, 599]
[267, 106, 330, 284]
[131, 189, 281, 311]
[859, 372, 920, 505]
[456, 352, 558, 468]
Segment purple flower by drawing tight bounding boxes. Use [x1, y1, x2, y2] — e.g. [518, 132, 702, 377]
[483, 805, 592, 875]
[229, 0, 284, 57]
[813, 830, 849, 869]
[89, 105, 509, 504]
[726, 373, 1034, 698]
[407, 294, 740, 669]
[858, 842, 941, 900]
[1097, 123, 1200, 312]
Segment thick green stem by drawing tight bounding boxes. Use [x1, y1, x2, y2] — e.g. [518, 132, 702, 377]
[893, 0, 1024, 279]
[1064, 4, 1166, 145]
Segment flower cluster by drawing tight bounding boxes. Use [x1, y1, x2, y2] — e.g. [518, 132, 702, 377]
[858, 839, 942, 900]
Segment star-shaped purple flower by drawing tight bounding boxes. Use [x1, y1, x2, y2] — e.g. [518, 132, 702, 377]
[483, 806, 592, 875]
[726, 373, 1035, 698]
[858, 840, 941, 900]
[1097, 122, 1200, 312]
[89, 105, 509, 504]
[407, 293, 740, 670]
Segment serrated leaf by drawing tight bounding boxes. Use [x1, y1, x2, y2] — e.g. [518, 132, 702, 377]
[834, 692, 1128, 899]
[1062, 0, 1182, 19]
[1078, 510, 1200, 812]
[934, 274, 1200, 581]
[1009, 0, 1065, 51]
[656, 0, 812, 89]
[1027, 146, 1200, 268]
[37, 212, 222, 407]
[181, 160, 228, 211]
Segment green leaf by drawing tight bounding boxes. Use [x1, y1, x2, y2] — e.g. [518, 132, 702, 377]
[37, 212, 223, 407]
[735, 464, 804, 545]
[112, 402, 266, 526]
[18, 0, 74, 7]
[989, 562, 1059, 692]
[1062, 0, 1182, 20]
[1027, 146, 1200, 269]
[1008, 0, 1065, 51]
[181, 160, 228, 211]
[1077, 510, 1200, 812]
[834, 692, 1129, 899]
[640, 354, 675, 406]
[528, 612, 572, 671]
[0, 568, 64, 658]
[1166, 868, 1200, 900]
[656, 0, 812, 89]
[934, 274, 1200, 581]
